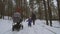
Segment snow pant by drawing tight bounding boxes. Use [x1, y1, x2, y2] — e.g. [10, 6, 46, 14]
[28, 22, 31, 27]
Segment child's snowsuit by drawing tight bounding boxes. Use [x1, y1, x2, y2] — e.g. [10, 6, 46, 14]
[27, 18, 32, 27]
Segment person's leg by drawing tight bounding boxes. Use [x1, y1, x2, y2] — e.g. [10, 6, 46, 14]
[28, 22, 31, 27]
[30, 22, 31, 27]
[33, 20, 35, 25]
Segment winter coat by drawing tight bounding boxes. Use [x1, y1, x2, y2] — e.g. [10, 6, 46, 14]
[31, 13, 36, 20]
[13, 12, 21, 23]
[27, 18, 32, 26]
[27, 18, 32, 23]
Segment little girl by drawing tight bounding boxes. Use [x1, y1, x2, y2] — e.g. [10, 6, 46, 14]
[27, 17, 32, 27]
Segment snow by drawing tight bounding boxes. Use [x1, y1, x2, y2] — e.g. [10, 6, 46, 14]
[0, 17, 60, 34]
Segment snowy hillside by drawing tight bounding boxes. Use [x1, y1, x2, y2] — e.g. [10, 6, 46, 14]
[0, 17, 60, 34]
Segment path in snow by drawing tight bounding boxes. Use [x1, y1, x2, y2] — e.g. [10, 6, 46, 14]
[0, 19, 60, 34]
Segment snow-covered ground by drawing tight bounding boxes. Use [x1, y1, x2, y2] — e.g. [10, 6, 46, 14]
[0, 16, 60, 34]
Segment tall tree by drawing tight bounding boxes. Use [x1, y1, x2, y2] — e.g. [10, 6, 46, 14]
[43, 0, 48, 25]
[0, 0, 3, 18]
[57, 0, 60, 23]
[47, 0, 52, 26]
[36, 0, 43, 19]
[8, 0, 13, 19]
[1, 0, 5, 19]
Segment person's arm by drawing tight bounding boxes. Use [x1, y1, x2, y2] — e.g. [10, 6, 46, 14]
[26, 18, 29, 22]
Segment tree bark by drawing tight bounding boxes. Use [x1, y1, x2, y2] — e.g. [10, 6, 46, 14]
[43, 0, 48, 25]
[47, 0, 52, 26]
[57, 0, 60, 23]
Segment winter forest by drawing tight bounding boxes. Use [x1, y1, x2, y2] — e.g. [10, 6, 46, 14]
[0, 0, 60, 34]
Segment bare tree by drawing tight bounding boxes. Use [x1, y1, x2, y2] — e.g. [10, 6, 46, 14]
[43, 0, 48, 25]
[47, 0, 52, 26]
[0, 0, 5, 19]
[0, 0, 3, 18]
[57, 0, 60, 23]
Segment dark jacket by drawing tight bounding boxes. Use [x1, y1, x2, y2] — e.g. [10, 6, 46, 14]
[27, 18, 32, 23]
[31, 13, 36, 20]
[27, 18, 32, 26]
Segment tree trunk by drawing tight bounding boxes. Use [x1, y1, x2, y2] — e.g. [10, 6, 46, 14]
[1, 1, 5, 19]
[47, 0, 52, 26]
[57, 0, 60, 23]
[43, 0, 48, 25]
[0, 0, 3, 18]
